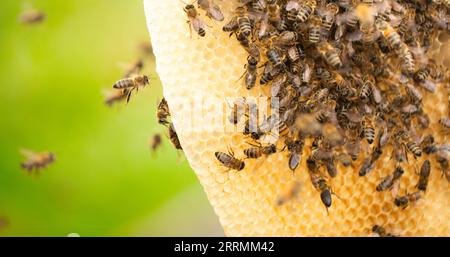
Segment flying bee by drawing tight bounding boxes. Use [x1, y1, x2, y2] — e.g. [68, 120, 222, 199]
[183, 3, 206, 37]
[157, 98, 171, 126]
[243, 143, 277, 159]
[197, 0, 224, 21]
[112, 75, 149, 102]
[372, 225, 396, 237]
[308, 15, 322, 44]
[18, 9, 46, 25]
[150, 134, 163, 152]
[317, 42, 342, 68]
[376, 166, 404, 192]
[296, 0, 317, 23]
[104, 89, 130, 107]
[362, 116, 375, 144]
[168, 123, 182, 150]
[215, 148, 245, 171]
[20, 149, 56, 174]
[394, 191, 421, 209]
[416, 160, 431, 192]
[276, 180, 301, 206]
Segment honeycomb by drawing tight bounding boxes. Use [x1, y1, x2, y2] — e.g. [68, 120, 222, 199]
[144, 0, 450, 236]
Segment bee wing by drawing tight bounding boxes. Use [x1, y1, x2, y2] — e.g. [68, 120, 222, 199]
[19, 148, 37, 159]
[258, 13, 270, 39]
[285, 1, 300, 11]
[207, 4, 224, 21]
[191, 17, 206, 34]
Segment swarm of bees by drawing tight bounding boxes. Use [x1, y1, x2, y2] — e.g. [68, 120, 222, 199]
[178, 0, 450, 234]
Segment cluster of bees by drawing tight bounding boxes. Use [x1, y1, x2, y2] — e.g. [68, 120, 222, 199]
[181, 0, 449, 236]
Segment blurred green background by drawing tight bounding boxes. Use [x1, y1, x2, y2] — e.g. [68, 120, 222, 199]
[0, 0, 222, 236]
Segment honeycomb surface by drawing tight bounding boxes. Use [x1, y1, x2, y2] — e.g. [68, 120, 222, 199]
[144, 0, 450, 236]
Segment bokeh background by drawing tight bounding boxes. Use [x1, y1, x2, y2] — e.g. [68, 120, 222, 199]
[0, 0, 223, 236]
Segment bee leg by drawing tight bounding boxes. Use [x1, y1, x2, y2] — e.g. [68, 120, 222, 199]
[126, 88, 135, 103]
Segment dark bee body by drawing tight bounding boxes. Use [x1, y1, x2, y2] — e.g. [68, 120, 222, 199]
[372, 225, 396, 237]
[157, 98, 170, 126]
[421, 134, 437, 155]
[395, 191, 421, 209]
[363, 117, 375, 144]
[287, 139, 304, 171]
[266, 48, 283, 68]
[168, 123, 182, 150]
[406, 141, 422, 158]
[414, 68, 430, 83]
[215, 150, 245, 171]
[244, 144, 277, 159]
[376, 166, 404, 192]
[417, 160, 431, 191]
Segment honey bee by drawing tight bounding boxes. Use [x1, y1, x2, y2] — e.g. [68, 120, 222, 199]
[285, 137, 304, 171]
[112, 75, 149, 103]
[244, 143, 277, 159]
[168, 123, 182, 150]
[376, 21, 402, 50]
[372, 225, 396, 237]
[414, 67, 430, 83]
[266, 48, 284, 68]
[286, 1, 300, 24]
[104, 89, 130, 107]
[308, 15, 322, 44]
[157, 98, 171, 126]
[309, 166, 334, 214]
[266, 0, 281, 24]
[439, 117, 450, 132]
[215, 148, 245, 171]
[376, 166, 404, 192]
[243, 56, 258, 90]
[416, 160, 431, 192]
[318, 3, 339, 37]
[183, 3, 207, 37]
[359, 156, 376, 177]
[19, 9, 46, 25]
[362, 116, 375, 144]
[359, 75, 374, 103]
[150, 134, 163, 152]
[420, 134, 437, 155]
[317, 42, 342, 68]
[236, 6, 252, 38]
[20, 149, 56, 174]
[275, 31, 300, 48]
[197, 0, 224, 21]
[436, 151, 449, 182]
[394, 191, 421, 209]
[296, 0, 317, 23]
[276, 180, 301, 206]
